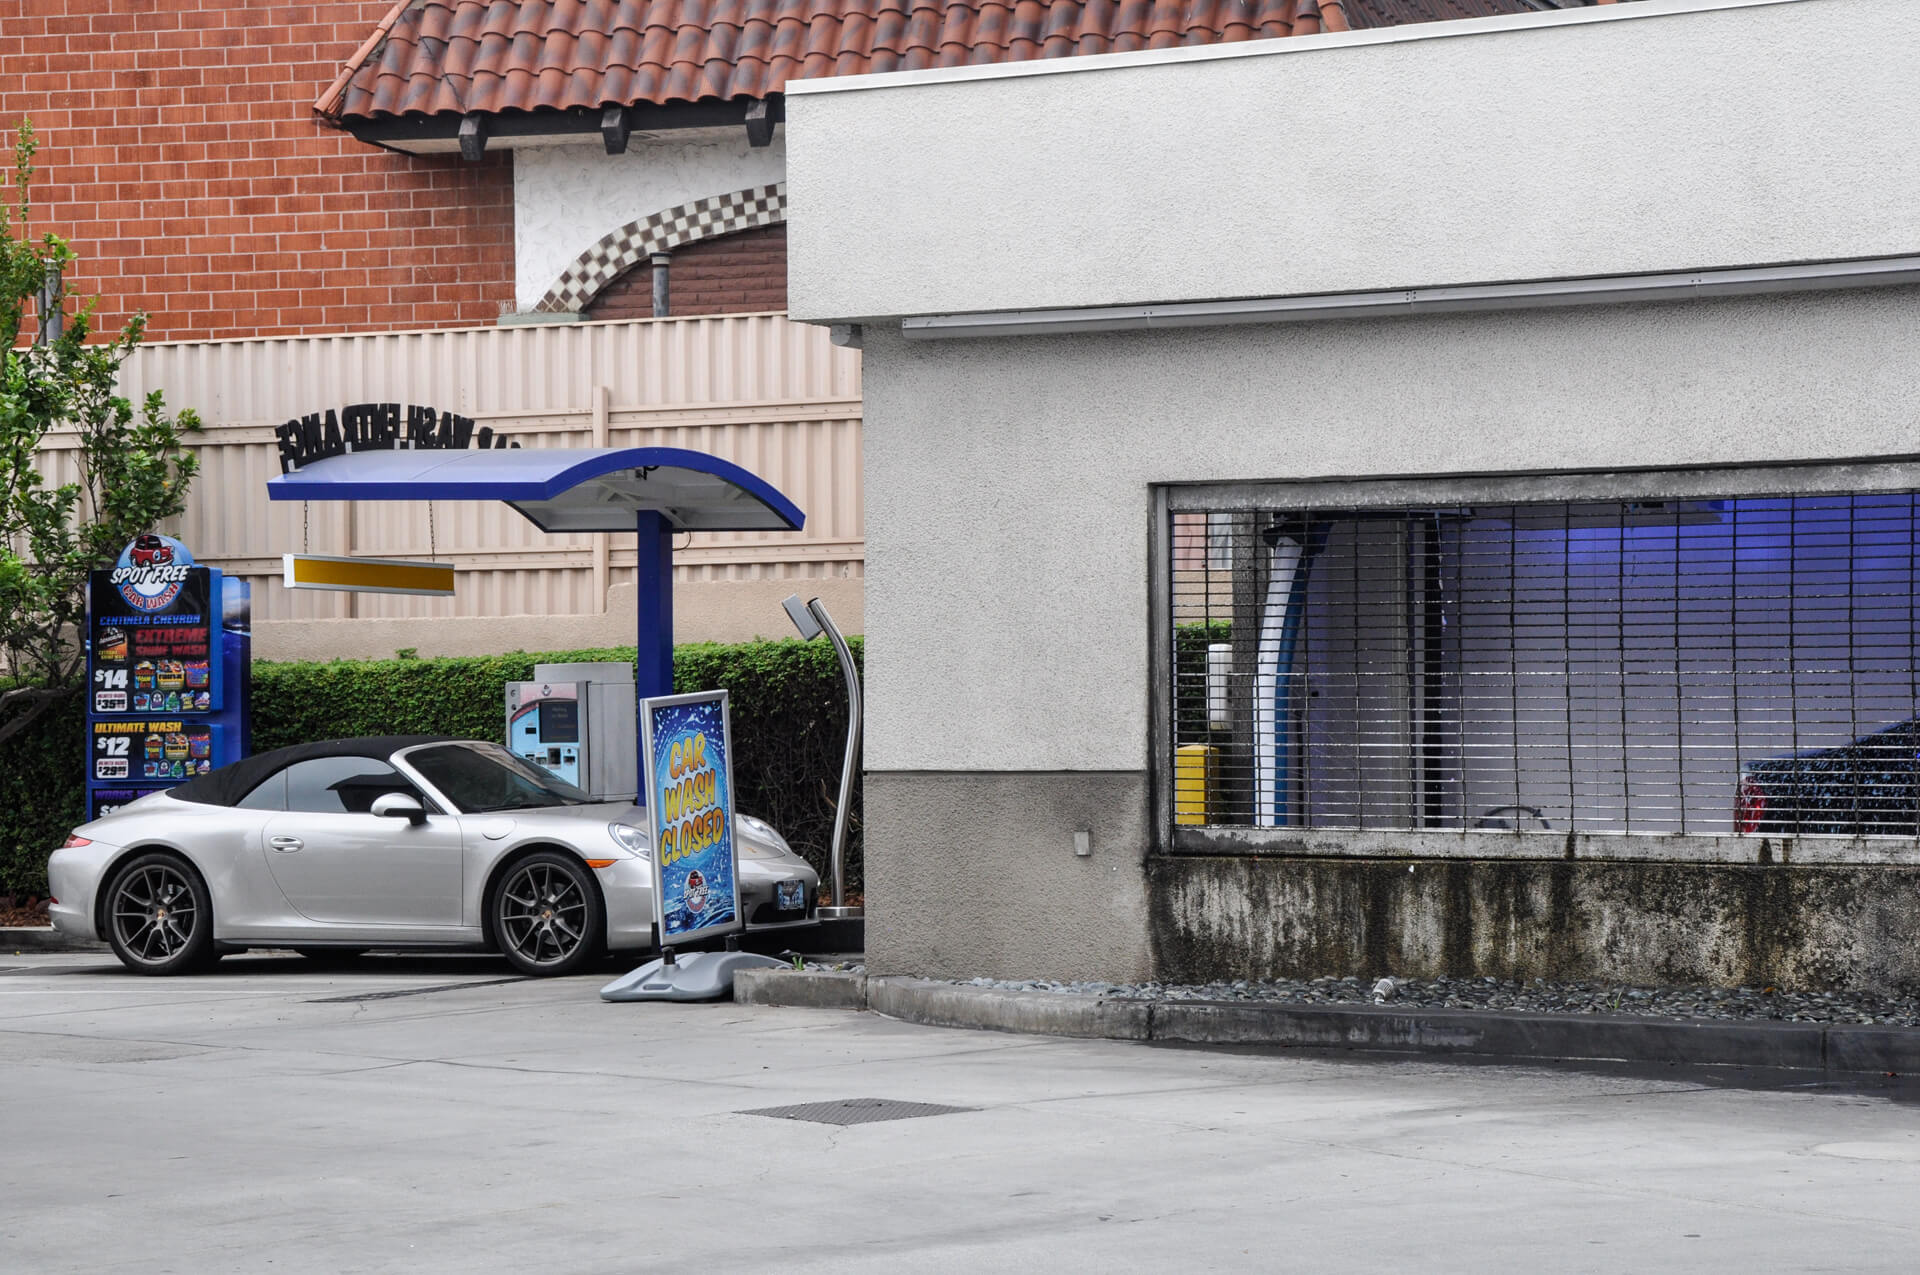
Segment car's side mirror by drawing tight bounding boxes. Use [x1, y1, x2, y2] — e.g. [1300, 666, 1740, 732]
[371, 792, 427, 826]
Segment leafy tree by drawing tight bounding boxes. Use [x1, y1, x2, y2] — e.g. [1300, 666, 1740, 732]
[1, 121, 200, 743]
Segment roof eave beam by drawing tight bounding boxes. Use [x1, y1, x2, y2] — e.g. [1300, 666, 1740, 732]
[602, 106, 630, 155]
[459, 114, 488, 162]
[745, 99, 774, 148]
[339, 98, 786, 156]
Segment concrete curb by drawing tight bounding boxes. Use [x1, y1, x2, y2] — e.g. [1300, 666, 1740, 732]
[734, 972, 1920, 1076]
[1, 927, 106, 954]
[734, 968, 868, 1010]
[868, 978, 1153, 1041]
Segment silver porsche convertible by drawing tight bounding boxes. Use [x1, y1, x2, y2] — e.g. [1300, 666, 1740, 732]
[48, 736, 819, 976]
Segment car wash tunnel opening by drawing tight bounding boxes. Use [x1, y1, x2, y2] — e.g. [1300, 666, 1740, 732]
[1170, 490, 1920, 839]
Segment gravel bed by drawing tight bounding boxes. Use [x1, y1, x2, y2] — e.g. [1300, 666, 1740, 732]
[945, 973, 1920, 1028]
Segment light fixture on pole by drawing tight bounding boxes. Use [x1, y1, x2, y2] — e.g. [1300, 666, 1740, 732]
[784, 594, 862, 920]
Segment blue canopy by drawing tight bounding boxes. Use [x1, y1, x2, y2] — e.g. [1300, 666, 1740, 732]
[267, 446, 804, 534]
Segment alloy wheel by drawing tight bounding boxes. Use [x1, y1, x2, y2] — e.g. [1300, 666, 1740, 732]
[110, 862, 201, 967]
[497, 860, 590, 969]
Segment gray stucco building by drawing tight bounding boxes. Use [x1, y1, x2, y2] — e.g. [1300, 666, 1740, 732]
[785, 0, 1920, 990]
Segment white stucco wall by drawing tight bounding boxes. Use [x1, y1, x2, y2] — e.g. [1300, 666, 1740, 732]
[858, 286, 1920, 773]
[513, 132, 787, 310]
[786, 0, 1920, 322]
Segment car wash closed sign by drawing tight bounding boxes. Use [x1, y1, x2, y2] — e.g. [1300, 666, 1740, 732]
[640, 690, 741, 947]
[274, 402, 519, 473]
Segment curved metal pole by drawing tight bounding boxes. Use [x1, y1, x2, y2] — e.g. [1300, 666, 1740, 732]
[806, 599, 863, 919]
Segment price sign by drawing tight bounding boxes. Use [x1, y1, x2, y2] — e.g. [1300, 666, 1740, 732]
[92, 719, 216, 783]
[88, 787, 164, 820]
[88, 534, 218, 716]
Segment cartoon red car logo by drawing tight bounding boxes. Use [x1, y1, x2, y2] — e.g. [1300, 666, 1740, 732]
[128, 535, 174, 567]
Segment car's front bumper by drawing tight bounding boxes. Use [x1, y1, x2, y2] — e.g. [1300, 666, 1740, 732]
[596, 855, 821, 951]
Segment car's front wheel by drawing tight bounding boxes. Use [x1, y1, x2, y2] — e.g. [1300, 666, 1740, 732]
[104, 852, 216, 976]
[491, 852, 603, 976]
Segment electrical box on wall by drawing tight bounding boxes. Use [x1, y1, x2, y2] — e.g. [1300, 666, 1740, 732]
[505, 662, 637, 802]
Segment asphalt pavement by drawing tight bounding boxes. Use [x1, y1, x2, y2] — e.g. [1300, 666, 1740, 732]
[4, 950, 1919, 1273]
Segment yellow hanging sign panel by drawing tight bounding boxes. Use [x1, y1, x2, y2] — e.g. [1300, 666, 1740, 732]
[282, 554, 455, 597]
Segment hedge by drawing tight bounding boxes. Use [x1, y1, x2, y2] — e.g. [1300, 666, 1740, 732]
[1, 639, 862, 898]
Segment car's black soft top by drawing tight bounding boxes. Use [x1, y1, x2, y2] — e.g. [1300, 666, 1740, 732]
[168, 736, 453, 807]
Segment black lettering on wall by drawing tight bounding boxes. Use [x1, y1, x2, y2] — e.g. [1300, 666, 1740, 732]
[274, 421, 302, 470]
[274, 403, 520, 473]
[342, 404, 377, 450]
[407, 405, 437, 447]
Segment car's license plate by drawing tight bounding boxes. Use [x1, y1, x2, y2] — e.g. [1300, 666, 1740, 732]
[777, 881, 805, 911]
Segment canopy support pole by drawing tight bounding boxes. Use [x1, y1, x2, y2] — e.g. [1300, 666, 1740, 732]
[634, 510, 675, 802]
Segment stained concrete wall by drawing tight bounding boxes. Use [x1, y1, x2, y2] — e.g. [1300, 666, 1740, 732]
[866, 772, 1154, 981]
[1149, 856, 1920, 995]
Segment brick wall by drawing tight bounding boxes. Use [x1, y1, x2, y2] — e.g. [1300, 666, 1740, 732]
[586, 224, 787, 321]
[1, 1, 514, 342]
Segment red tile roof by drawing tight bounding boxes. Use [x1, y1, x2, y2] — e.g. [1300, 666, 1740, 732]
[317, 0, 1611, 123]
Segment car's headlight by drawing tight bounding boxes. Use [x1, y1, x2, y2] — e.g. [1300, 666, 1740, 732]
[736, 814, 793, 856]
[607, 823, 651, 858]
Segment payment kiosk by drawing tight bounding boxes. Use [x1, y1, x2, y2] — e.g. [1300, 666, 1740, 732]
[505, 662, 637, 801]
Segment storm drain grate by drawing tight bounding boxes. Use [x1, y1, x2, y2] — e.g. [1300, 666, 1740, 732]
[739, 1098, 976, 1126]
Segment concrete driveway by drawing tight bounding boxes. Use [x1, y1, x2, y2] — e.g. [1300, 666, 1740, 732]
[4, 950, 1918, 1273]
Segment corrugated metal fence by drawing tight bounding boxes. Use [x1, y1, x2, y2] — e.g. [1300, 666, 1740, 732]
[37, 314, 862, 625]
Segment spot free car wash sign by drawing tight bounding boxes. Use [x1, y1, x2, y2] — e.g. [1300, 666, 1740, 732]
[639, 691, 741, 948]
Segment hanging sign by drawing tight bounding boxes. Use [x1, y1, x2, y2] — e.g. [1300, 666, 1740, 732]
[274, 402, 519, 473]
[639, 690, 741, 947]
[282, 554, 456, 597]
[88, 535, 218, 716]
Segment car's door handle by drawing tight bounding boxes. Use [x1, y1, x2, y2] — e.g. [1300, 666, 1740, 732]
[268, 835, 304, 853]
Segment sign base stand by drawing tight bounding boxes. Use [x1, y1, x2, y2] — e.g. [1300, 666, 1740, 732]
[600, 950, 788, 1002]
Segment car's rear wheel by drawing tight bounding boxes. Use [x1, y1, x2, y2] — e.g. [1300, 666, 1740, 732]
[104, 852, 216, 976]
[492, 852, 602, 976]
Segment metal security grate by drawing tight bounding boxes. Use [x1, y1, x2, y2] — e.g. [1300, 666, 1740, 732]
[1169, 493, 1920, 838]
[738, 1098, 976, 1125]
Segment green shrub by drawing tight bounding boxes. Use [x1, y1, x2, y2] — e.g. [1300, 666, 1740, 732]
[0, 686, 87, 898]
[0, 639, 862, 899]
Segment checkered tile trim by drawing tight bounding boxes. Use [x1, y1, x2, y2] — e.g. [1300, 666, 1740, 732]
[534, 184, 786, 314]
